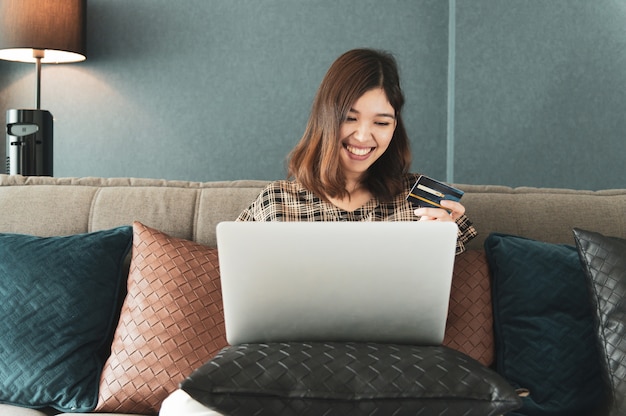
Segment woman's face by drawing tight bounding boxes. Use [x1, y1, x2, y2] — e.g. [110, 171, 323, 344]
[338, 88, 397, 184]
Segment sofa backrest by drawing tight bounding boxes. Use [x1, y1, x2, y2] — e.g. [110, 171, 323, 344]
[0, 175, 264, 247]
[459, 184, 626, 249]
[0, 175, 624, 250]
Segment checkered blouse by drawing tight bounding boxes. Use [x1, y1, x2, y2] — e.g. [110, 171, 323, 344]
[236, 173, 477, 254]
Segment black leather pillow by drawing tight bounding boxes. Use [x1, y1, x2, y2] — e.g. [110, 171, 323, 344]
[573, 228, 626, 415]
[181, 342, 521, 416]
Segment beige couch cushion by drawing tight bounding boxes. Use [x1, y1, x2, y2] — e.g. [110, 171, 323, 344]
[458, 185, 626, 249]
[2, 175, 624, 251]
[0, 175, 626, 249]
[0, 175, 268, 247]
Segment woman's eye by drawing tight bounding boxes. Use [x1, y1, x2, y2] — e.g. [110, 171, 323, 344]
[375, 121, 391, 126]
[345, 116, 357, 122]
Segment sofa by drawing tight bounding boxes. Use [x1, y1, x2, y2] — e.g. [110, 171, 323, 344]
[0, 174, 624, 416]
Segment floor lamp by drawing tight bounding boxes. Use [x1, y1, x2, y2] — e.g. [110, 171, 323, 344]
[0, 0, 86, 176]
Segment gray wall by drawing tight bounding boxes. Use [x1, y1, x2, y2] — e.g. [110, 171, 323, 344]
[454, 0, 626, 189]
[0, 0, 624, 190]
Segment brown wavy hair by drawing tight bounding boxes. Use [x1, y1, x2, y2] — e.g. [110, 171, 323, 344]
[287, 48, 411, 202]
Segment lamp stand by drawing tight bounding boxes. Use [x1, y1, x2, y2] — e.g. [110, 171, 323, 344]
[35, 49, 43, 110]
[4, 49, 54, 177]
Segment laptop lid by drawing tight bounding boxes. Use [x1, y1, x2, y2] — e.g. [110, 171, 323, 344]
[216, 221, 458, 346]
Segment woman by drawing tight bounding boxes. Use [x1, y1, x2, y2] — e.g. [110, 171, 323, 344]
[237, 48, 476, 254]
[160, 48, 476, 415]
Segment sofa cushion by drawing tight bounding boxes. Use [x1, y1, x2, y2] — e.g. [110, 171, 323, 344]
[181, 342, 522, 416]
[573, 228, 626, 415]
[0, 404, 52, 416]
[96, 222, 228, 415]
[0, 226, 133, 412]
[443, 249, 494, 366]
[485, 233, 604, 415]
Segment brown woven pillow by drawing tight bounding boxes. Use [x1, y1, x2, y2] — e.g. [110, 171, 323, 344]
[95, 222, 227, 415]
[443, 250, 494, 367]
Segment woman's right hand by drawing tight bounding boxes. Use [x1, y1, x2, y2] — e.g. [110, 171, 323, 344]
[414, 199, 465, 222]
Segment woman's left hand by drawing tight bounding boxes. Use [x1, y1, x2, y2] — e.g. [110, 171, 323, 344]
[414, 199, 466, 222]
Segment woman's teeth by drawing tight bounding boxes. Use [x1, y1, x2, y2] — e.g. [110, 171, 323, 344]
[346, 145, 372, 156]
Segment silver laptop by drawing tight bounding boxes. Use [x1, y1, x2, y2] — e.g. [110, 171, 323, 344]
[216, 221, 458, 346]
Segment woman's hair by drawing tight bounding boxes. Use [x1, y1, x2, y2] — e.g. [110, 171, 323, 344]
[287, 48, 411, 202]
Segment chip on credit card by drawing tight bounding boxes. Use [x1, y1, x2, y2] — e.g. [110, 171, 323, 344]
[406, 175, 464, 212]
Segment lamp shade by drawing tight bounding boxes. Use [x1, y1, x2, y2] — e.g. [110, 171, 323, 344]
[0, 0, 86, 64]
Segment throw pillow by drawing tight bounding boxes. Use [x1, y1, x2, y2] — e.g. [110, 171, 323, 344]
[95, 222, 228, 415]
[573, 228, 626, 416]
[181, 342, 522, 416]
[0, 226, 133, 412]
[484, 233, 604, 416]
[443, 249, 494, 367]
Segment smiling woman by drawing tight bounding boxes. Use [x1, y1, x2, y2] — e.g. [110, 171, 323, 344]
[235, 48, 474, 231]
[288, 48, 409, 204]
[160, 48, 479, 416]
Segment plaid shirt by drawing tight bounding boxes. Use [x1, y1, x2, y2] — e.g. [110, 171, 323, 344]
[237, 173, 477, 254]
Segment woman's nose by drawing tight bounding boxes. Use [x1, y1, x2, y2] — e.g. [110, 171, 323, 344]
[353, 123, 370, 141]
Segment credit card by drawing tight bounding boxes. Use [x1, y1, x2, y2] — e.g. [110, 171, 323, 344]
[406, 175, 464, 212]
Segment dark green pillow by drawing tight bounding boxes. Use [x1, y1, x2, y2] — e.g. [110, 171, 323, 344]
[0, 226, 132, 412]
[484, 233, 604, 416]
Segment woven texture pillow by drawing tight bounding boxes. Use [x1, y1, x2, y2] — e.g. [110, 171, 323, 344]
[96, 222, 227, 415]
[181, 342, 522, 416]
[443, 249, 494, 367]
[0, 226, 132, 412]
[573, 228, 626, 416]
[485, 233, 604, 415]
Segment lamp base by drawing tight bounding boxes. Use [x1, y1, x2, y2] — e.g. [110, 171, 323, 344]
[6, 109, 53, 176]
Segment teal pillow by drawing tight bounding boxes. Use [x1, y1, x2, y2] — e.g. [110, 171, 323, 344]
[484, 233, 604, 416]
[0, 226, 132, 412]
